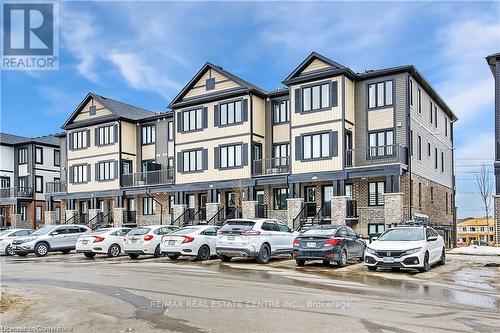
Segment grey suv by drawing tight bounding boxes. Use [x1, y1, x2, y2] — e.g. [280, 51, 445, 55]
[12, 225, 91, 256]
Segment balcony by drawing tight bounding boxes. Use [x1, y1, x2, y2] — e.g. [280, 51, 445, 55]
[253, 157, 290, 177]
[122, 169, 174, 187]
[345, 144, 407, 168]
[46, 181, 67, 194]
[0, 187, 33, 199]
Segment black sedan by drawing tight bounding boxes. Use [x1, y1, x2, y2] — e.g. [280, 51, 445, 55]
[293, 225, 366, 267]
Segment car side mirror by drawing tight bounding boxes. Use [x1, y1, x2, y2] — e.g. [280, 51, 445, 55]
[358, 234, 364, 238]
[371, 237, 378, 241]
[427, 236, 438, 242]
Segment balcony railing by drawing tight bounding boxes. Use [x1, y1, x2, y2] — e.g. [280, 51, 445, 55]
[253, 157, 290, 177]
[46, 181, 67, 194]
[0, 187, 33, 199]
[122, 169, 174, 187]
[345, 144, 407, 168]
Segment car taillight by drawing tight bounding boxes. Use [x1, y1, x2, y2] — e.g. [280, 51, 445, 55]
[182, 235, 194, 243]
[144, 235, 154, 241]
[93, 236, 105, 243]
[242, 230, 261, 236]
[293, 239, 300, 246]
[324, 239, 340, 247]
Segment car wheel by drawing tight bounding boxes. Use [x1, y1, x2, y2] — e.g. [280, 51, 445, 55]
[61, 250, 71, 254]
[107, 244, 121, 258]
[84, 253, 95, 258]
[438, 248, 446, 266]
[419, 252, 430, 272]
[167, 254, 180, 260]
[5, 245, 14, 256]
[296, 259, 305, 266]
[128, 253, 139, 260]
[196, 245, 211, 261]
[367, 266, 377, 271]
[256, 243, 271, 264]
[153, 245, 162, 258]
[219, 254, 232, 262]
[336, 248, 347, 267]
[34, 243, 49, 257]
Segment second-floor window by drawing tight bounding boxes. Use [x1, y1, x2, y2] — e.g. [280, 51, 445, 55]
[35, 176, 43, 193]
[368, 181, 385, 206]
[168, 121, 174, 141]
[142, 125, 155, 145]
[54, 150, 60, 167]
[220, 100, 242, 126]
[97, 161, 116, 181]
[97, 125, 116, 146]
[220, 144, 242, 169]
[273, 100, 289, 124]
[183, 108, 203, 131]
[303, 83, 330, 112]
[71, 130, 89, 150]
[18, 148, 27, 164]
[368, 130, 394, 157]
[441, 151, 445, 173]
[35, 147, 43, 164]
[434, 147, 438, 170]
[183, 149, 203, 172]
[302, 132, 330, 160]
[417, 135, 422, 161]
[71, 164, 89, 184]
[368, 80, 393, 109]
[273, 143, 289, 166]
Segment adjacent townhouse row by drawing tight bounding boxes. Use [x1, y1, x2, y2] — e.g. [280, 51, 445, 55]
[0, 133, 63, 228]
[39, 52, 457, 246]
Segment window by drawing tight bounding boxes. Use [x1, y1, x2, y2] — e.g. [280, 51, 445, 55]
[35, 147, 43, 164]
[97, 161, 116, 181]
[182, 108, 203, 131]
[417, 135, 422, 161]
[302, 133, 330, 160]
[368, 80, 393, 109]
[71, 130, 88, 150]
[72, 164, 89, 184]
[19, 206, 27, 220]
[262, 221, 279, 231]
[418, 183, 422, 208]
[274, 188, 288, 210]
[122, 160, 132, 175]
[368, 224, 385, 235]
[54, 150, 60, 167]
[220, 144, 242, 168]
[441, 151, 445, 173]
[168, 121, 174, 141]
[97, 125, 115, 146]
[35, 176, 43, 193]
[409, 79, 413, 107]
[36, 206, 43, 221]
[273, 143, 289, 166]
[219, 101, 242, 126]
[18, 148, 27, 164]
[368, 130, 394, 157]
[417, 88, 422, 114]
[0, 176, 10, 188]
[409, 130, 413, 156]
[368, 181, 384, 206]
[143, 197, 155, 215]
[18, 176, 27, 189]
[430, 101, 433, 124]
[182, 149, 203, 172]
[434, 105, 438, 128]
[141, 125, 155, 144]
[302, 82, 330, 112]
[434, 147, 438, 170]
[427, 142, 431, 158]
[273, 100, 289, 124]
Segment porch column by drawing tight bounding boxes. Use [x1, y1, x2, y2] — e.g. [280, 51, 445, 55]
[383, 192, 404, 226]
[331, 196, 348, 225]
[241, 201, 257, 219]
[206, 202, 221, 225]
[44, 211, 56, 225]
[65, 209, 78, 223]
[494, 196, 500, 245]
[11, 214, 22, 228]
[113, 207, 126, 227]
[172, 204, 187, 226]
[286, 197, 304, 229]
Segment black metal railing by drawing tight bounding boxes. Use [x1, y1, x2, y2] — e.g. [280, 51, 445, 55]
[225, 207, 240, 220]
[346, 200, 358, 218]
[255, 204, 268, 218]
[312, 202, 331, 225]
[88, 212, 114, 230]
[207, 206, 225, 226]
[293, 203, 308, 231]
[122, 169, 174, 187]
[345, 144, 407, 167]
[123, 211, 137, 224]
[171, 208, 190, 227]
[0, 187, 33, 198]
[190, 207, 207, 225]
[253, 157, 290, 176]
[45, 181, 67, 194]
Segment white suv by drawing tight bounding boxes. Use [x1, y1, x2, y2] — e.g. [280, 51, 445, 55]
[364, 226, 445, 272]
[216, 219, 298, 264]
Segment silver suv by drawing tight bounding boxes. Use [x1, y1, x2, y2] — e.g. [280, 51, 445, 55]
[12, 224, 91, 257]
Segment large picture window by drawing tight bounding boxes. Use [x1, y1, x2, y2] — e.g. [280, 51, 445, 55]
[98, 125, 115, 146]
[220, 144, 242, 169]
[368, 130, 394, 157]
[274, 188, 288, 210]
[183, 108, 203, 131]
[368, 80, 393, 108]
[368, 181, 385, 206]
[302, 133, 330, 160]
[273, 100, 289, 124]
[220, 100, 242, 126]
[302, 83, 330, 112]
[183, 150, 203, 172]
[141, 125, 156, 144]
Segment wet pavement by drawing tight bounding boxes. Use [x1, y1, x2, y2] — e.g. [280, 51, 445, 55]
[1, 252, 499, 333]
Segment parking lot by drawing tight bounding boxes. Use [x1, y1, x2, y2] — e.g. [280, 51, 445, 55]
[1, 252, 499, 333]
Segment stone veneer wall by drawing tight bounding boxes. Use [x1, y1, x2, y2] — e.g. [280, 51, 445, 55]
[260, 184, 288, 223]
[495, 196, 500, 245]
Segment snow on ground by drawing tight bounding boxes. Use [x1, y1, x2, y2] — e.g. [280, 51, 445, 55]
[449, 246, 500, 256]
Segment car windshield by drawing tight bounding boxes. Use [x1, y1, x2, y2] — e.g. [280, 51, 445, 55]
[378, 228, 424, 241]
[128, 228, 150, 236]
[220, 220, 255, 232]
[170, 228, 198, 235]
[31, 226, 56, 236]
[301, 227, 337, 237]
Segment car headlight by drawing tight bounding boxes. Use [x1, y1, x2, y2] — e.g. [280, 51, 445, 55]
[21, 237, 37, 243]
[403, 247, 422, 256]
[366, 247, 377, 255]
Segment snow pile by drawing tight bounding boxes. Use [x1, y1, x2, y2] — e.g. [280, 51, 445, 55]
[449, 246, 500, 256]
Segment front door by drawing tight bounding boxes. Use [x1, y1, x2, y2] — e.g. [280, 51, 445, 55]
[226, 192, 236, 219]
[187, 194, 195, 220]
[322, 186, 333, 218]
[199, 193, 207, 220]
[304, 187, 316, 217]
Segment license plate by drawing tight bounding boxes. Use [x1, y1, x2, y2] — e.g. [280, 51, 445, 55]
[306, 242, 316, 248]
[383, 257, 395, 263]
[131, 239, 137, 243]
[168, 240, 175, 245]
[227, 236, 235, 241]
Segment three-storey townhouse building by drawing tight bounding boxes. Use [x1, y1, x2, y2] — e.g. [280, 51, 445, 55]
[486, 51, 500, 245]
[0, 132, 63, 228]
[46, 52, 457, 246]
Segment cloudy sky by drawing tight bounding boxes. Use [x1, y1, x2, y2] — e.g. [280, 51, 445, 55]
[1, 1, 499, 218]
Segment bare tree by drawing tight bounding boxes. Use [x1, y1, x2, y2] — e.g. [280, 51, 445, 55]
[475, 164, 493, 245]
[232, 180, 247, 218]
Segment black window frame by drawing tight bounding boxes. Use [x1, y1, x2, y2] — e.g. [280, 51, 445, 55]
[71, 130, 89, 150]
[368, 129, 394, 158]
[273, 188, 288, 210]
[409, 79, 413, 107]
[35, 146, 43, 164]
[141, 124, 156, 145]
[434, 147, 438, 170]
[441, 151, 445, 173]
[301, 132, 331, 160]
[182, 149, 203, 172]
[54, 149, 60, 167]
[97, 124, 116, 146]
[18, 147, 28, 165]
[272, 99, 290, 124]
[417, 88, 422, 114]
[142, 197, 155, 215]
[368, 181, 385, 206]
[219, 100, 243, 126]
[417, 135, 422, 161]
[368, 80, 394, 109]
[72, 164, 89, 184]
[167, 120, 174, 141]
[302, 82, 331, 112]
[97, 160, 116, 181]
[182, 108, 204, 132]
[35, 175, 43, 193]
[219, 144, 243, 169]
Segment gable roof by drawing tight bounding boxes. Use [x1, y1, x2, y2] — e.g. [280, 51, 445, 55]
[0, 132, 60, 147]
[62, 93, 158, 129]
[283, 52, 355, 84]
[168, 62, 267, 108]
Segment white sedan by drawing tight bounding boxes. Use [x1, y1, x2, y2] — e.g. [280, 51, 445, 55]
[364, 226, 446, 272]
[124, 225, 179, 259]
[160, 225, 219, 261]
[0, 229, 34, 255]
[76, 228, 132, 258]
